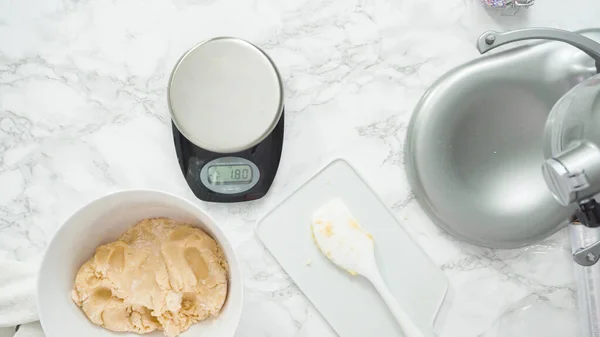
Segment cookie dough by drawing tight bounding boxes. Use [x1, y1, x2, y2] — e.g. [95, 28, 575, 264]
[72, 218, 228, 337]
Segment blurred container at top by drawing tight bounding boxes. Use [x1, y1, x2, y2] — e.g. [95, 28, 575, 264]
[480, 0, 535, 15]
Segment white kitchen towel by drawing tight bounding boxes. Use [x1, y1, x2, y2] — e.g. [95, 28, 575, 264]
[0, 258, 38, 326]
[0, 257, 44, 336]
[14, 323, 44, 337]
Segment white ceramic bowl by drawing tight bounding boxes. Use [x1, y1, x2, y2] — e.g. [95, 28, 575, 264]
[37, 190, 243, 337]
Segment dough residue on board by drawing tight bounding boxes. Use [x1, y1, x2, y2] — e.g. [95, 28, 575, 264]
[71, 218, 228, 337]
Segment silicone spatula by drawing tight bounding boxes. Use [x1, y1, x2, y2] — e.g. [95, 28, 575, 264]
[311, 198, 425, 337]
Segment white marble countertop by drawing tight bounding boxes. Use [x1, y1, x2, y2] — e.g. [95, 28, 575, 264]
[2, 0, 600, 336]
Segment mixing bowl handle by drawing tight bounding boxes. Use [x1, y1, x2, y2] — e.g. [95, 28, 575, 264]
[477, 28, 600, 73]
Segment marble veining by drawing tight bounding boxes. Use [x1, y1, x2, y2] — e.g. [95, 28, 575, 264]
[2, 0, 600, 336]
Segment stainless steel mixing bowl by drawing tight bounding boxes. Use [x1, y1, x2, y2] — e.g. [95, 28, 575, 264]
[405, 28, 600, 248]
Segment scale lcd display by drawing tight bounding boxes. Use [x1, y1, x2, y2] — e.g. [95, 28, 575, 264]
[207, 165, 253, 185]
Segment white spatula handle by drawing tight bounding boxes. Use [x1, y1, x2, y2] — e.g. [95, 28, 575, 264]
[368, 272, 426, 337]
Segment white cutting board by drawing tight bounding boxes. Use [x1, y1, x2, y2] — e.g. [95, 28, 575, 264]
[257, 159, 448, 337]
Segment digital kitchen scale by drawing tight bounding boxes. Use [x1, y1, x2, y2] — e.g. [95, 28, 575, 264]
[168, 37, 284, 202]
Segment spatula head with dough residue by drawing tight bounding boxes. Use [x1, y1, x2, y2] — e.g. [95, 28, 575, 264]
[311, 198, 428, 337]
[311, 198, 376, 276]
